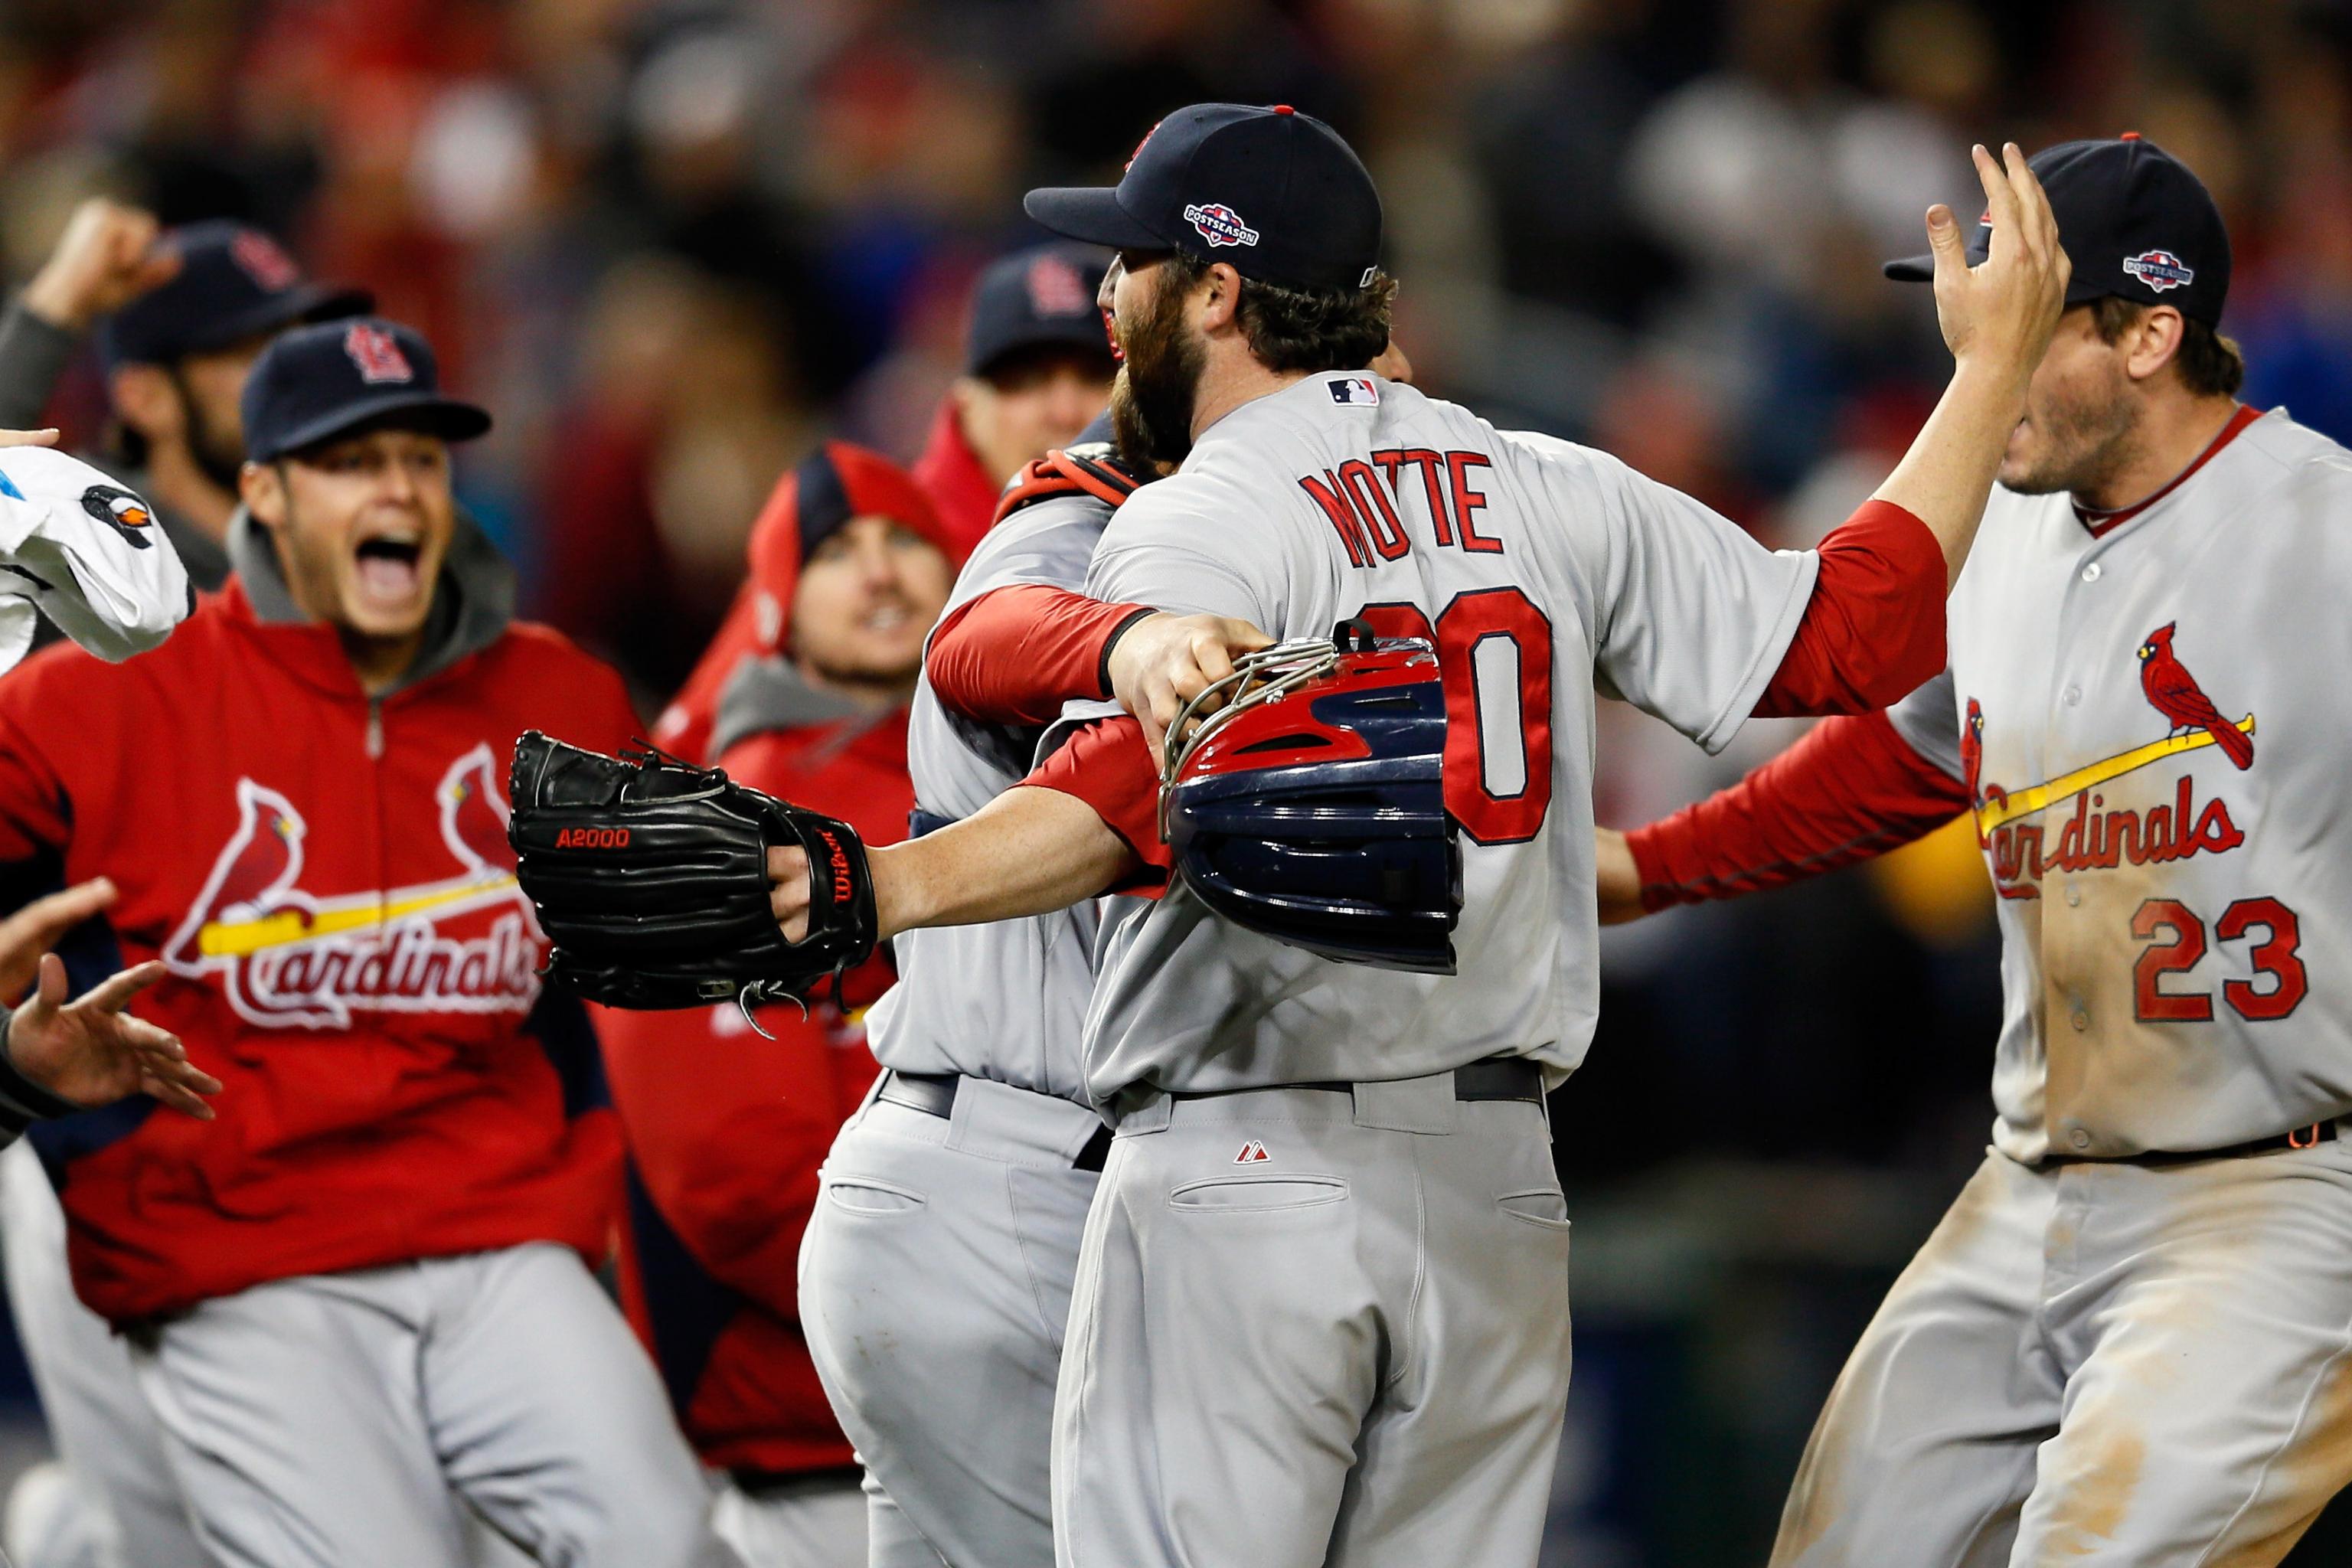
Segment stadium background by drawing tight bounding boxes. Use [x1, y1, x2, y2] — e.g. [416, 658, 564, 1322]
[1, 0, 2349, 1561]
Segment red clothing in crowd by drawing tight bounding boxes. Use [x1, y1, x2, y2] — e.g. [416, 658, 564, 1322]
[604, 439, 949, 1478]
[0, 538, 637, 1323]
[908, 397, 1001, 561]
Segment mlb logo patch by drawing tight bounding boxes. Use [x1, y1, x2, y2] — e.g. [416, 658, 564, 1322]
[1183, 202, 1259, 249]
[2122, 250, 2195, 292]
[344, 323, 414, 384]
[1327, 376, 1378, 407]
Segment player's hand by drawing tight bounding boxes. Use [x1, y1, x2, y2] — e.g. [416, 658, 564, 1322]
[1929, 143, 2068, 376]
[0, 430, 59, 450]
[769, 845, 812, 943]
[1106, 612, 1275, 756]
[1594, 828, 1648, 926]
[21, 198, 180, 332]
[7, 955, 219, 1120]
[0, 878, 122, 1002]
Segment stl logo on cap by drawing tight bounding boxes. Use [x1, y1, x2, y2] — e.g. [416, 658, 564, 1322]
[1027, 253, 1093, 318]
[344, 323, 414, 384]
[1184, 202, 1260, 249]
[230, 230, 301, 292]
[2122, 250, 2196, 292]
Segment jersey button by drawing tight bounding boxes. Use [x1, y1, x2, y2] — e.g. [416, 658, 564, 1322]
[2063, 684, 2082, 706]
[2070, 1128, 2094, 1151]
[2080, 562, 2103, 583]
[2071, 1008, 2090, 1031]
[2065, 884, 2082, 906]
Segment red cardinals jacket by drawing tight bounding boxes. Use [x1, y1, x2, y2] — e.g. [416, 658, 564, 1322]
[599, 659, 907, 1477]
[0, 516, 637, 1323]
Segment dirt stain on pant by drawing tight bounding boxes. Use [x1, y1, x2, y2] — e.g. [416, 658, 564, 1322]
[2034, 1429, 2145, 1558]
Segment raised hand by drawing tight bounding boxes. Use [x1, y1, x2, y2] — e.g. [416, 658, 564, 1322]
[8, 955, 218, 1120]
[22, 198, 181, 332]
[1929, 143, 2071, 376]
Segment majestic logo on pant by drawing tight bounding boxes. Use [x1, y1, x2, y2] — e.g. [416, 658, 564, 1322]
[1235, 1141, 1271, 1164]
[163, 746, 543, 1027]
[1965, 624, 2254, 900]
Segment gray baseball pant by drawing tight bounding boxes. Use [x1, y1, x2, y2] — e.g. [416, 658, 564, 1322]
[1773, 1134, 2352, 1566]
[800, 1076, 1104, 1568]
[1052, 1070, 1574, 1568]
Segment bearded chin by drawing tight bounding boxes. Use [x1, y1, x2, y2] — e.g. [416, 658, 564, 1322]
[1109, 326, 1204, 472]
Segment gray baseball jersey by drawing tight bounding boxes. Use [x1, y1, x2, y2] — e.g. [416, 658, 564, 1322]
[1076, 371, 1818, 1102]
[1888, 407, 2352, 1162]
[861, 488, 1117, 1104]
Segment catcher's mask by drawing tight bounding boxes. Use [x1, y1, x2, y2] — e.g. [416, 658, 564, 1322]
[1158, 620, 1463, 975]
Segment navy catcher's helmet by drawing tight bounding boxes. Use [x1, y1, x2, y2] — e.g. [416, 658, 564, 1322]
[1160, 622, 1462, 974]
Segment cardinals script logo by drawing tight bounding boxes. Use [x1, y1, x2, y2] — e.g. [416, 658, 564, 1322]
[1965, 623, 2254, 899]
[162, 746, 543, 1028]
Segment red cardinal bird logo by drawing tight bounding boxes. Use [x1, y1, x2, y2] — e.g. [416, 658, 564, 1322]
[2138, 622, 2253, 770]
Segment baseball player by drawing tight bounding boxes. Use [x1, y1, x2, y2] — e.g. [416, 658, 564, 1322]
[1601, 136, 2352, 1566]
[772, 103, 2067, 1566]
[0, 206, 369, 1568]
[654, 245, 1112, 765]
[0, 201, 371, 590]
[0, 316, 734, 1568]
[597, 443, 961, 1568]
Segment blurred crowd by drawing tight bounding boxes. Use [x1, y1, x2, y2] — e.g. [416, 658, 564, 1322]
[2, 0, 2350, 1560]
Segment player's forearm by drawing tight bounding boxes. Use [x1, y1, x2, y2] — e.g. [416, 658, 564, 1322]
[1873, 358, 2034, 588]
[869, 785, 1134, 937]
[1627, 710, 1971, 911]
[0, 302, 77, 433]
[925, 584, 1153, 727]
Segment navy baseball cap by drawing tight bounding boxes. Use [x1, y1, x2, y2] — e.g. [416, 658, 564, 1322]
[241, 318, 491, 462]
[965, 246, 1114, 377]
[101, 221, 372, 368]
[1885, 135, 2230, 325]
[1025, 103, 1382, 292]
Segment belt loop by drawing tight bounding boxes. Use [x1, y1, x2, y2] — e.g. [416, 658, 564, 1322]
[1350, 1074, 1456, 1135]
[1111, 1087, 1174, 1135]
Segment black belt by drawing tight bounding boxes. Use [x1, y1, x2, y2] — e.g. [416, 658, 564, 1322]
[874, 1070, 1113, 1171]
[1168, 1057, 1547, 1106]
[2060, 1119, 2337, 1168]
[728, 1464, 864, 1499]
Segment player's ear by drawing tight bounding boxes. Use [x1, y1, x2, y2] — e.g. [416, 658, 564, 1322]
[1197, 262, 1243, 334]
[2123, 305, 2187, 384]
[240, 459, 286, 528]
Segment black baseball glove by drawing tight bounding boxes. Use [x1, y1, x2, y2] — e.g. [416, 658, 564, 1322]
[507, 730, 877, 1012]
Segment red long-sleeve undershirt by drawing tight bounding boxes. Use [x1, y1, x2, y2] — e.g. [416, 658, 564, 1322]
[944, 498, 1948, 882]
[1627, 709, 1971, 910]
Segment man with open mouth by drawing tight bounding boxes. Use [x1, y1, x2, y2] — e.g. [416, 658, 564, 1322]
[0, 315, 737, 1567]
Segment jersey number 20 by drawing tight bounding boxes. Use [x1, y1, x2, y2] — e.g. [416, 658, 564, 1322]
[1359, 590, 1554, 844]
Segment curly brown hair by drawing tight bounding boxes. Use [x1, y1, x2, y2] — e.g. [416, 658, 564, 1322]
[1164, 251, 1396, 373]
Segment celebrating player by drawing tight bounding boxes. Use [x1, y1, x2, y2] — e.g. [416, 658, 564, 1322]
[1599, 136, 2352, 1565]
[0, 317, 733, 1568]
[597, 442, 959, 1568]
[765, 103, 2067, 1566]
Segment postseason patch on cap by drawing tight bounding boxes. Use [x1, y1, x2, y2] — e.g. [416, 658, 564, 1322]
[1184, 202, 1259, 249]
[2122, 250, 2195, 292]
[1326, 375, 1378, 407]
